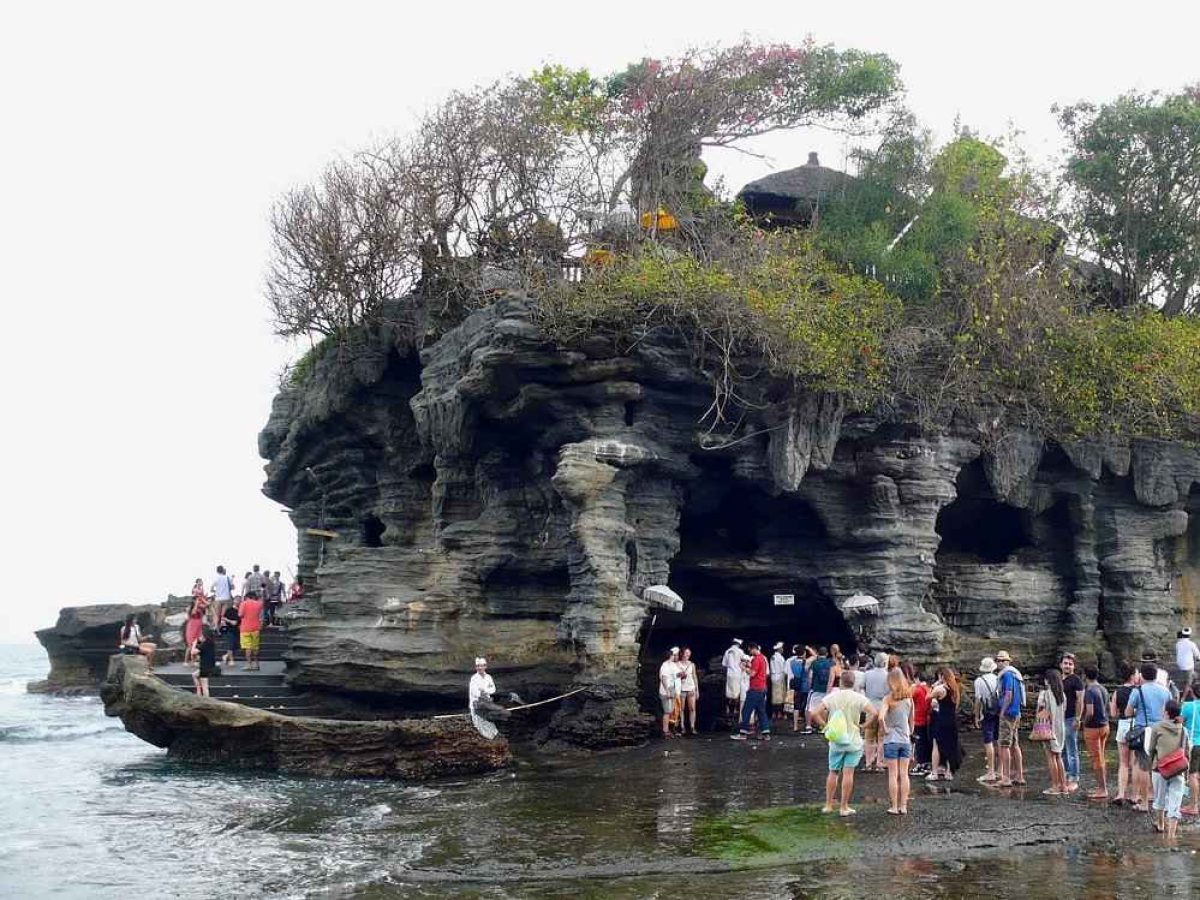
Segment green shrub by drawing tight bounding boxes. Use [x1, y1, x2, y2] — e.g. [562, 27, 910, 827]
[540, 229, 900, 405]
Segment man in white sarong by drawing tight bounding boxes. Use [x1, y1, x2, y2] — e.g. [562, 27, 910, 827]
[468, 657, 499, 739]
[769, 641, 788, 719]
[722, 638, 746, 717]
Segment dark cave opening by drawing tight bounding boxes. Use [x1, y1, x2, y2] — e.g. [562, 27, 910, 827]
[361, 514, 386, 547]
[639, 464, 854, 729]
[935, 460, 1032, 563]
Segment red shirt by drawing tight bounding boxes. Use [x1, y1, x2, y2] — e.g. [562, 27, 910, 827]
[239, 599, 263, 633]
[912, 682, 931, 726]
[748, 653, 769, 691]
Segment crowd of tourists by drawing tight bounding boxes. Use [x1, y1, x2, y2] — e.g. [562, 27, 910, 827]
[117, 564, 304, 696]
[653, 628, 1200, 836]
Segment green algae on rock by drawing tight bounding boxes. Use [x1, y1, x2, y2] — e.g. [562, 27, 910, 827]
[695, 804, 856, 862]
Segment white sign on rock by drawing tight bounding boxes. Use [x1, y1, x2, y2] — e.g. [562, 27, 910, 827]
[773, 594, 795, 606]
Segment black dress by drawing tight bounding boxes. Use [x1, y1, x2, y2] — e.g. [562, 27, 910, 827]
[932, 689, 964, 772]
[198, 639, 218, 678]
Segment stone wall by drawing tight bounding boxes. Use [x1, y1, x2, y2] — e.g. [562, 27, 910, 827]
[259, 296, 1200, 744]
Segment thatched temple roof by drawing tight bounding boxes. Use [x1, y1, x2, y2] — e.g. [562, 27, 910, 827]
[737, 152, 855, 227]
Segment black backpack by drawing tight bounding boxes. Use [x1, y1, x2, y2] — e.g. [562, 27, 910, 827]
[980, 674, 1000, 716]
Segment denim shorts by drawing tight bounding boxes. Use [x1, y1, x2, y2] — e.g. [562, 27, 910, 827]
[883, 741, 912, 760]
[981, 715, 1000, 744]
[828, 746, 863, 771]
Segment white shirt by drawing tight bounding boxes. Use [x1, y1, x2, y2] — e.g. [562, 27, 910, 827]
[1176, 638, 1200, 672]
[659, 659, 681, 697]
[121, 624, 141, 648]
[468, 671, 496, 709]
[211, 574, 234, 602]
[974, 673, 998, 708]
[678, 660, 697, 692]
[770, 652, 787, 682]
[722, 645, 745, 677]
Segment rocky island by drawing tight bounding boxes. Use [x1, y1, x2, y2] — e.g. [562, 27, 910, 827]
[60, 40, 1198, 773]
[258, 295, 1199, 747]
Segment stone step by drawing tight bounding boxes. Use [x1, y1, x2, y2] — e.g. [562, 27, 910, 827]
[205, 691, 294, 705]
[232, 696, 311, 711]
[158, 674, 287, 688]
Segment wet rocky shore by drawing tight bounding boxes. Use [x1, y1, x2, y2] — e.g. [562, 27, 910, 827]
[382, 728, 1199, 897]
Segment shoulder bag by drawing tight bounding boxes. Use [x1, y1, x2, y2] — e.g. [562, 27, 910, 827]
[1030, 692, 1054, 742]
[1125, 686, 1149, 751]
[1156, 746, 1189, 779]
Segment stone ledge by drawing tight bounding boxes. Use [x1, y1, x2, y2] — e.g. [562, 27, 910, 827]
[100, 655, 510, 780]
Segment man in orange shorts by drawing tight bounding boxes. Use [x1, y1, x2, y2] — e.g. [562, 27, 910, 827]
[239, 590, 264, 671]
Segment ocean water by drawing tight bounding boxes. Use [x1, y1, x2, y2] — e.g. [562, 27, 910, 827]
[0, 645, 430, 898]
[6, 642, 1200, 899]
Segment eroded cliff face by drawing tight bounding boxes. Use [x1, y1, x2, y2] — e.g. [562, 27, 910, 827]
[260, 296, 1200, 745]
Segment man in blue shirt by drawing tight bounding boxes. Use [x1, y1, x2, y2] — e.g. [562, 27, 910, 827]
[994, 650, 1026, 787]
[789, 645, 812, 733]
[1125, 662, 1172, 811]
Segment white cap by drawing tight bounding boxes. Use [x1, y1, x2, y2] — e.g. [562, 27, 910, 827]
[474, 657, 487, 667]
[733, 638, 743, 645]
[669, 646, 680, 655]
[774, 641, 784, 650]
[1183, 628, 1193, 638]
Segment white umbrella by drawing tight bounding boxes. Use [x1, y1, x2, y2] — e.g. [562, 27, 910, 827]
[841, 592, 880, 616]
[643, 585, 684, 612]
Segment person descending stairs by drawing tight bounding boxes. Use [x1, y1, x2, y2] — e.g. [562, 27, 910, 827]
[152, 626, 317, 716]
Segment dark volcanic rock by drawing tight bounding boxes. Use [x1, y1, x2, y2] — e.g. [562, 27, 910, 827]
[260, 296, 1200, 745]
[30, 604, 166, 694]
[101, 655, 509, 779]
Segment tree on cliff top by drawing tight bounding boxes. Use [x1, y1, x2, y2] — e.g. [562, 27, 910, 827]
[1057, 88, 1200, 317]
[533, 40, 899, 221]
[266, 39, 900, 338]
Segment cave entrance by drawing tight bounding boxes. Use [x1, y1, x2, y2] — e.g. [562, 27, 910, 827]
[935, 460, 1032, 562]
[361, 514, 386, 547]
[639, 464, 855, 729]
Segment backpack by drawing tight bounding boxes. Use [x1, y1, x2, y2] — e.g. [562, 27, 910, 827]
[979, 674, 1000, 716]
[823, 707, 852, 746]
[790, 658, 808, 691]
[811, 658, 832, 692]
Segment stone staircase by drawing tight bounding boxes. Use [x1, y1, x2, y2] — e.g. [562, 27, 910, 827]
[154, 628, 319, 716]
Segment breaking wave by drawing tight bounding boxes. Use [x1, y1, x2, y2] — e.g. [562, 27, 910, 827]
[0, 720, 121, 742]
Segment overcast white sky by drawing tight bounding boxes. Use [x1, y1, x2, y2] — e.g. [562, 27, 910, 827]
[1, 1, 1196, 644]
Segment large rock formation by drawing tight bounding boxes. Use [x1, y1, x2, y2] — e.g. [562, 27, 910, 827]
[30, 604, 167, 693]
[101, 655, 509, 778]
[260, 296, 1200, 745]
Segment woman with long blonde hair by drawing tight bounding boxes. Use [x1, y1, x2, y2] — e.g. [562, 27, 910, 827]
[878, 668, 915, 814]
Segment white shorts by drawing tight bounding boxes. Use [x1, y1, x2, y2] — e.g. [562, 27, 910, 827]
[1115, 718, 1131, 744]
[807, 691, 827, 715]
[725, 672, 745, 700]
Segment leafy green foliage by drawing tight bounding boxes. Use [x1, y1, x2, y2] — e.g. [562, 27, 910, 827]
[1038, 310, 1200, 438]
[1057, 88, 1200, 316]
[540, 228, 900, 408]
[528, 65, 608, 134]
